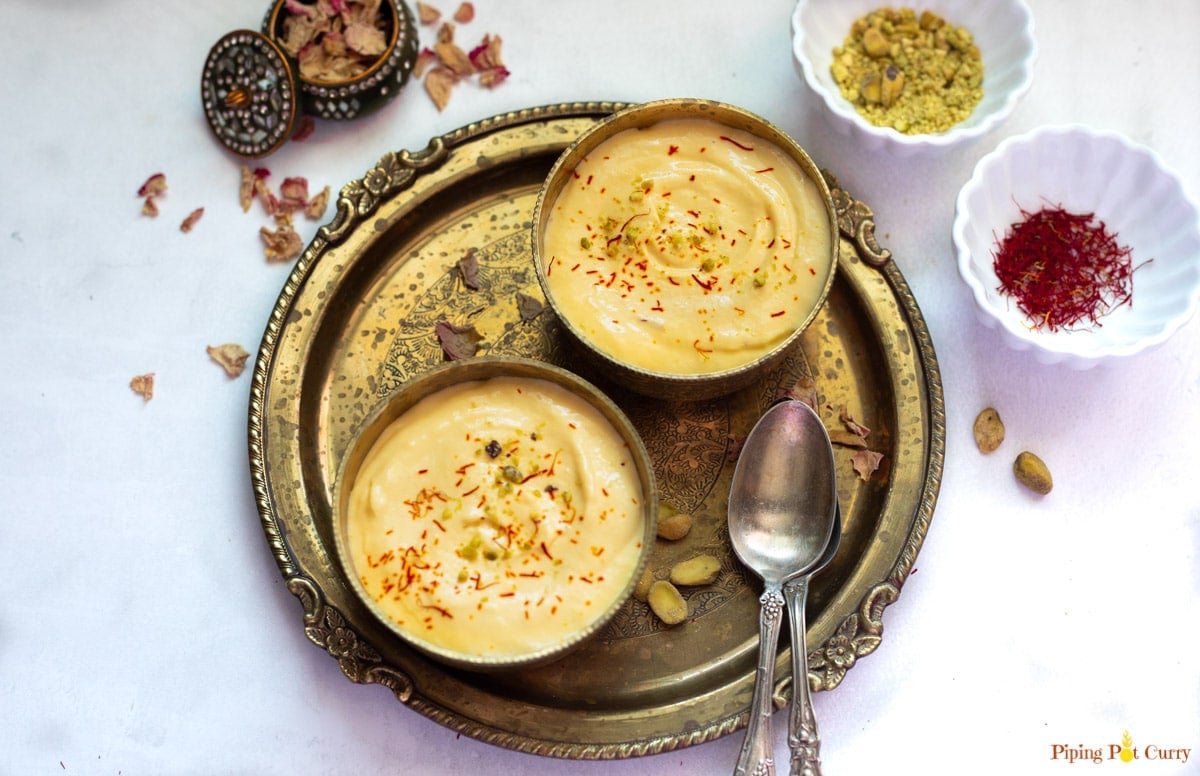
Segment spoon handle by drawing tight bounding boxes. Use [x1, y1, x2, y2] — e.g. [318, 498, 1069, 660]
[734, 585, 785, 776]
[783, 577, 822, 776]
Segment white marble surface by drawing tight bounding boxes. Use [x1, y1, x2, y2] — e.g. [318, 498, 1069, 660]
[2, 1, 1198, 774]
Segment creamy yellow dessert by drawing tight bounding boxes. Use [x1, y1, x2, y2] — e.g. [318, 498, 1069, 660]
[345, 376, 646, 659]
[541, 117, 832, 374]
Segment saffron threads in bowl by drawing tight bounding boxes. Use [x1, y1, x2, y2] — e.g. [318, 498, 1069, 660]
[992, 204, 1147, 331]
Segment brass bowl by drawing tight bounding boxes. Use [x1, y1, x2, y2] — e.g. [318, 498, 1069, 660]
[263, 0, 418, 121]
[532, 98, 838, 401]
[331, 357, 658, 672]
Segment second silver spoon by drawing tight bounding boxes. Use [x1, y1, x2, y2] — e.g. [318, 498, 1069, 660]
[728, 400, 837, 776]
[783, 505, 841, 776]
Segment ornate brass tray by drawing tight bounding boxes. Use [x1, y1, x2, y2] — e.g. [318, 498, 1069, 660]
[248, 102, 944, 759]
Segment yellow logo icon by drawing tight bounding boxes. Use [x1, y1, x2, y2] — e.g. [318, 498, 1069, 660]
[1120, 730, 1135, 763]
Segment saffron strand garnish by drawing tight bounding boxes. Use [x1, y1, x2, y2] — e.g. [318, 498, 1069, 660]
[991, 203, 1147, 332]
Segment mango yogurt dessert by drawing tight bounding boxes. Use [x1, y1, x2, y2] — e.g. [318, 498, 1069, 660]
[340, 364, 651, 667]
[537, 105, 835, 394]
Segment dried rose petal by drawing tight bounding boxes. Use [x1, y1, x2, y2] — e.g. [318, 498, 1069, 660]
[414, 47, 437, 78]
[839, 406, 870, 438]
[435, 320, 482, 360]
[291, 115, 316, 141]
[130, 373, 155, 401]
[180, 207, 205, 233]
[453, 2, 474, 23]
[239, 166, 255, 212]
[457, 248, 480, 289]
[141, 197, 159, 217]
[261, 214, 303, 262]
[725, 434, 746, 465]
[827, 429, 869, 449]
[345, 21, 387, 57]
[516, 292, 543, 322]
[437, 21, 455, 43]
[279, 176, 310, 212]
[435, 40, 475, 75]
[306, 185, 330, 220]
[282, 0, 388, 80]
[468, 34, 503, 70]
[424, 66, 458, 111]
[477, 65, 509, 88]
[284, 0, 316, 18]
[207, 344, 251, 378]
[851, 449, 885, 481]
[138, 173, 167, 198]
[777, 375, 818, 409]
[416, 1, 441, 24]
[255, 177, 279, 216]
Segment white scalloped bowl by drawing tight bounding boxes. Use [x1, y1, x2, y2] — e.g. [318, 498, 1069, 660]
[791, 0, 1035, 156]
[954, 125, 1200, 368]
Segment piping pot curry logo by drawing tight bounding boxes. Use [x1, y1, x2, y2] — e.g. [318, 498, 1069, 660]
[1050, 730, 1192, 766]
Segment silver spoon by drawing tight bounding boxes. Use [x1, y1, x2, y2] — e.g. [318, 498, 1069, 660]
[783, 505, 841, 776]
[728, 400, 837, 776]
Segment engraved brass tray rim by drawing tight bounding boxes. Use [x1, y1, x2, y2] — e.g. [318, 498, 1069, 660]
[247, 101, 945, 760]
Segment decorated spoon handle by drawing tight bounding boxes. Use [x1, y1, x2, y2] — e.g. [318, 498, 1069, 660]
[734, 585, 785, 776]
[783, 577, 822, 776]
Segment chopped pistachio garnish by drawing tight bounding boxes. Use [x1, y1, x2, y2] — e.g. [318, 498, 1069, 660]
[830, 7, 983, 134]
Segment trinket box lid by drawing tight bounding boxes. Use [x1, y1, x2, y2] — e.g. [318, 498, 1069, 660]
[201, 29, 300, 159]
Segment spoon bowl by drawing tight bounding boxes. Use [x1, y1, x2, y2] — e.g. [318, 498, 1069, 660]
[727, 399, 838, 776]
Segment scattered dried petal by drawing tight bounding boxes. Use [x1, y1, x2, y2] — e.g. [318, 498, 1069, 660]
[453, 2, 474, 23]
[477, 65, 509, 88]
[207, 344, 250, 378]
[778, 375, 818, 409]
[239, 166, 255, 212]
[260, 214, 303, 262]
[305, 185, 330, 220]
[434, 40, 475, 75]
[291, 115, 316, 141]
[416, 1, 441, 24]
[437, 21, 455, 43]
[851, 449, 885, 480]
[840, 405, 871, 438]
[138, 173, 167, 198]
[468, 33, 503, 70]
[435, 319, 482, 360]
[279, 176, 310, 212]
[424, 66, 458, 111]
[141, 197, 159, 217]
[130, 373, 155, 401]
[457, 248, 480, 289]
[827, 428, 869, 449]
[254, 177, 279, 216]
[516, 291, 543, 322]
[414, 47, 438, 78]
[725, 433, 746, 464]
[180, 207, 204, 233]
